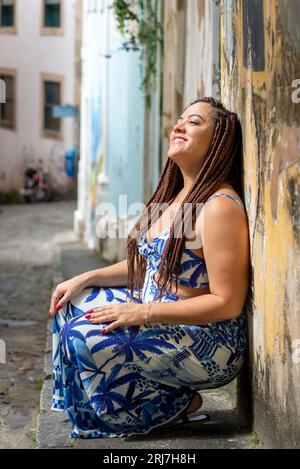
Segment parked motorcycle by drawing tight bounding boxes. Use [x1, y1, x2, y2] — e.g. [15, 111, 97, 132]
[20, 167, 52, 203]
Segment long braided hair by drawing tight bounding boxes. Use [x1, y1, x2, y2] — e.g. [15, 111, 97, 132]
[126, 96, 251, 312]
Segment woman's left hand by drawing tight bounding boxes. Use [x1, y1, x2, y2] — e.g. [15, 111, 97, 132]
[84, 302, 150, 333]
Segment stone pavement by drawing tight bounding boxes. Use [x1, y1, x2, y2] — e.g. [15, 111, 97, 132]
[36, 233, 260, 449]
[0, 200, 77, 448]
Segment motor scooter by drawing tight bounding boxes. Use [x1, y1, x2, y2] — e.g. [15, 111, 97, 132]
[20, 167, 52, 203]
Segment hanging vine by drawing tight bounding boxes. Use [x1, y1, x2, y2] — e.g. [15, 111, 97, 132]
[108, 0, 163, 107]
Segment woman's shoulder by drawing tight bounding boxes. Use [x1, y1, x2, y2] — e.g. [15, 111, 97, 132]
[196, 183, 246, 236]
[210, 182, 242, 199]
[205, 183, 244, 210]
[186, 184, 245, 252]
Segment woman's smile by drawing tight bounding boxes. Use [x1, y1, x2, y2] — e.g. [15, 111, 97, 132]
[173, 137, 188, 144]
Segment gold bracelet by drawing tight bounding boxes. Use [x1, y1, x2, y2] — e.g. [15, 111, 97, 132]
[145, 303, 152, 325]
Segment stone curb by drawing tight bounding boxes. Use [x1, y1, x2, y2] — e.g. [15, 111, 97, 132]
[36, 243, 74, 449]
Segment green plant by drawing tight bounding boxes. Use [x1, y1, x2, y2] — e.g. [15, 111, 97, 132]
[25, 428, 37, 447]
[35, 378, 44, 392]
[32, 435, 37, 447]
[71, 438, 78, 448]
[109, 0, 163, 107]
[0, 189, 22, 204]
[250, 431, 262, 446]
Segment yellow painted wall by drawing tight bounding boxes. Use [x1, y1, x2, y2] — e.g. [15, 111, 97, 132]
[161, 0, 299, 447]
[220, 0, 300, 447]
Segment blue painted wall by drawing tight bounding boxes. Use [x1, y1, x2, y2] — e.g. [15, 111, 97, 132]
[106, 7, 144, 213]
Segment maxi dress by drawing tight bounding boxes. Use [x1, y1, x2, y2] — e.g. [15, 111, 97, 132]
[50, 193, 249, 438]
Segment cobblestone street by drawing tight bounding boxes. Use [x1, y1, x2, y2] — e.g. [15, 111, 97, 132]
[0, 201, 76, 448]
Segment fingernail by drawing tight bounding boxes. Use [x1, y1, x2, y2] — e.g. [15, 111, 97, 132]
[48, 312, 53, 318]
[85, 315, 91, 319]
[87, 309, 94, 313]
[101, 329, 107, 334]
[56, 304, 62, 311]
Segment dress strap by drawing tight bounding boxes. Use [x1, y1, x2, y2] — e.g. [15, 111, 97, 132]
[206, 193, 244, 210]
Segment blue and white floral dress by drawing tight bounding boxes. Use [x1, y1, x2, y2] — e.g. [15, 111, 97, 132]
[51, 193, 249, 439]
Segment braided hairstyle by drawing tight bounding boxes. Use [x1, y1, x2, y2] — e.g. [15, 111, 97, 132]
[126, 96, 248, 307]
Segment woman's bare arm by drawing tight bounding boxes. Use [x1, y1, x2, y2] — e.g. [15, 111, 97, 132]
[81, 259, 129, 288]
[50, 258, 139, 315]
[148, 197, 250, 324]
[81, 257, 141, 288]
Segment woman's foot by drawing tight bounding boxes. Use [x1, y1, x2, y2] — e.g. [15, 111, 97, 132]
[159, 392, 203, 429]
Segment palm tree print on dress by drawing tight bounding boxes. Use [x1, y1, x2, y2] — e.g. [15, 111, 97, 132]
[51, 194, 249, 438]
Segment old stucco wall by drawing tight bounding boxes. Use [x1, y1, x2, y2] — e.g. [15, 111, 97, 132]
[221, 0, 300, 448]
[161, 0, 220, 162]
[160, 0, 299, 447]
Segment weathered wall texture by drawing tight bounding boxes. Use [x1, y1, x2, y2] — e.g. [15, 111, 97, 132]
[160, 0, 299, 447]
[221, 0, 300, 448]
[161, 0, 187, 160]
[183, 0, 220, 105]
[161, 0, 220, 165]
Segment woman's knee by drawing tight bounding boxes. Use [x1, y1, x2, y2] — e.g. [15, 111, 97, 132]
[58, 314, 86, 350]
[56, 299, 81, 323]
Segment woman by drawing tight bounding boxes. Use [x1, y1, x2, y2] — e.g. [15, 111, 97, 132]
[49, 96, 251, 439]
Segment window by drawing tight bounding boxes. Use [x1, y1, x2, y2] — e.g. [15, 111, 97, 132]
[44, 0, 61, 28]
[0, 72, 15, 129]
[41, 0, 63, 36]
[43, 78, 62, 137]
[0, 0, 15, 28]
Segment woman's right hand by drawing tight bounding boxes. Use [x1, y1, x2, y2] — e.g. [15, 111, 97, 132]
[49, 274, 88, 317]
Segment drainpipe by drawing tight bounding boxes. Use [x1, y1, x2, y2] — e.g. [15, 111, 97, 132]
[0, 79, 5, 103]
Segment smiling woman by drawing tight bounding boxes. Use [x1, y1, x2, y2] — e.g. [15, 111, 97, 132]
[49, 96, 251, 439]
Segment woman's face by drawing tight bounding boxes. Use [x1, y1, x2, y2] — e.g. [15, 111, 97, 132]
[167, 102, 216, 172]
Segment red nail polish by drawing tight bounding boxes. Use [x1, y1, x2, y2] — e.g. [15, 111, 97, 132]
[85, 315, 91, 319]
[101, 329, 107, 334]
[56, 304, 62, 311]
[87, 309, 94, 313]
[48, 312, 53, 318]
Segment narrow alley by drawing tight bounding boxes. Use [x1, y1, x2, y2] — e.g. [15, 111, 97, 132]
[0, 0, 299, 454]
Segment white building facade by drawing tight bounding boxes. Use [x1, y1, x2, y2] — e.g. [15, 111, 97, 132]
[75, 0, 146, 257]
[0, 0, 80, 199]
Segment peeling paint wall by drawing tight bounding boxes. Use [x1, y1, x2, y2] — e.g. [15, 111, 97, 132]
[161, 0, 187, 161]
[143, 0, 164, 202]
[160, 0, 299, 447]
[183, 0, 220, 104]
[161, 0, 220, 164]
[221, 0, 300, 448]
